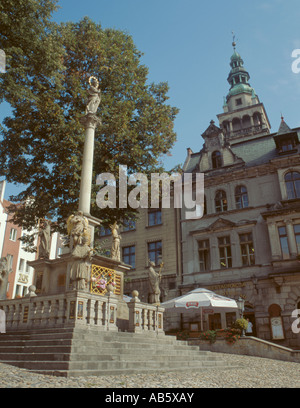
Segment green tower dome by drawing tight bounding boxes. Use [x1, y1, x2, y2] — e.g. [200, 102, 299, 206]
[226, 45, 253, 102]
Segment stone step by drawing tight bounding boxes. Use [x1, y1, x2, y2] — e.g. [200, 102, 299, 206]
[2, 358, 239, 373]
[0, 330, 181, 346]
[0, 327, 242, 377]
[0, 338, 199, 353]
[0, 351, 217, 363]
[29, 364, 242, 377]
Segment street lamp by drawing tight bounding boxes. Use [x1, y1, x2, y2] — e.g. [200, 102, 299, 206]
[236, 296, 245, 318]
[236, 296, 246, 337]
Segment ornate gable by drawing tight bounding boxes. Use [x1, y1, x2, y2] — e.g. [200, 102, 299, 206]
[208, 218, 236, 232]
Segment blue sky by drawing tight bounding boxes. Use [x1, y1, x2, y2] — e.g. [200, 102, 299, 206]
[1, 0, 300, 199]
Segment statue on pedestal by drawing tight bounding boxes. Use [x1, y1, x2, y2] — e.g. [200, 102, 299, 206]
[148, 260, 162, 305]
[110, 222, 121, 261]
[0, 257, 12, 300]
[67, 211, 93, 290]
[67, 211, 90, 250]
[85, 76, 101, 115]
[38, 219, 51, 259]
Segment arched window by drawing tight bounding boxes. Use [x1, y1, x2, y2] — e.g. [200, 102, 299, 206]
[268, 304, 284, 340]
[232, 117, 241, 132]
[215, 190, 227, 212]
[212, 151, 222, 169]
[242, 115, 251, 129]
[222, 121, 230, 134]
[285, 171, 300, 199]
[235, 185, 249, 209]
[253, 112, 261, 126]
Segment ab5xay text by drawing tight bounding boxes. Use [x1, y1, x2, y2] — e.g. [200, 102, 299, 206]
[105, 392, 194, 405]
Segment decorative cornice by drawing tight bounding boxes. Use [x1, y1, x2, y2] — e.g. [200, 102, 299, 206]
[80, 113, 102, 129]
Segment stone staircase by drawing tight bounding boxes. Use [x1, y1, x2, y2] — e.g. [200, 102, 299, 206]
[0, 327, 240, 377]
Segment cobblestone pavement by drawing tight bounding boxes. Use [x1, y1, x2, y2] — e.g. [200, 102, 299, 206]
[0, 353, 299, 388]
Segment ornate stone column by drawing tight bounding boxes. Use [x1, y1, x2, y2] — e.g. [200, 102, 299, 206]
[285, 220, 298, 258]
[267, 222, 282, 260]
[78, 77, 102, 245]
[78, 113, 101, 215]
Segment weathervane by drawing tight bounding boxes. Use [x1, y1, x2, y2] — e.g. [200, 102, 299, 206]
[232, 31, 237, 49]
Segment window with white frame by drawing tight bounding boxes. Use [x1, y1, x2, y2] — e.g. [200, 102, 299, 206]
[285, 171, 300, 199]
[122, 245, 136, 268]
[148, 241, 162, 265]
[278, 226, 290, 259]
[9, 228, 17, 241]
[239, 233, 255, 266]
[235, 185, 249, 209]
[215, 190, 228, 212]
[148, 209, 162, 226]
[18, 258, 25, 272]
[198, 240, 210, 272]
[293, 224, 300, 254]
[218, 236, 232, 269]
[6, 254, 13, 270]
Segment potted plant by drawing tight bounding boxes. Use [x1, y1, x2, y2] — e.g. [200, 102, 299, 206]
[199, 330, 217, 344]
[234, 318, 248, 336]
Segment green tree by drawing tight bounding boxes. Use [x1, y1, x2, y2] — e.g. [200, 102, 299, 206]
[0, 11, 179, 249]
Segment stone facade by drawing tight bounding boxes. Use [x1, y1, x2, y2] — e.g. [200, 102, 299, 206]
[96, 207, 182, 306]
[180, 46, 300, 349]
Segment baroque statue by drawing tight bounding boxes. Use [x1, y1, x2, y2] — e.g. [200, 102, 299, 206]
[110, 222, 121, 261]
[0, 257, 12, 300]
[38, 218, 51, 259]
[67, 211, 91, 250]
[67, 211, 93, 290]
[85, 76, 101, 115]
[148, 260, 163, 305]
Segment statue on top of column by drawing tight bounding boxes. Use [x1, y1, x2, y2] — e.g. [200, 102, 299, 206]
[85, 76, 101, 115]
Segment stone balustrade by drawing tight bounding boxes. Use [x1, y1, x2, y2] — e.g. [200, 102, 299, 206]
[127, 291, 165, 335]
[0, 289, 165, 335]
[0, 290, 118, 332]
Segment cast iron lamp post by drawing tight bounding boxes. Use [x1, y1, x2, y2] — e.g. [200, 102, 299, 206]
[237, 296, 246, 337]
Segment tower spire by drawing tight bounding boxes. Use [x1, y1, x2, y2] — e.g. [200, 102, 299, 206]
[232, 31, 237, 50]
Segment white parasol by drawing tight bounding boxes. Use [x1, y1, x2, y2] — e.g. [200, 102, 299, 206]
[161, 288, 238, 330]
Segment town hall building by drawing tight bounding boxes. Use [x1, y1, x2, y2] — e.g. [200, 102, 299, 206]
[180, 43, 300, 348]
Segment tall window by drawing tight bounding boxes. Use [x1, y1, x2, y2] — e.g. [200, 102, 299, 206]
[148, 209, 162, 226]
[235, 185, 249, 209]
[198, 240, 210, 272]
[18, 258, 25, 272]
[218, 236, 232, 269]
[278, 226, 290, 259]
[6, 254, 13, 270]
[280, 138, 295, 152]
[99, 226, 111, 236]
[239, 233, 255, 266]
[123, 219, 136, 231]
[293, 224, 300, 254]
[212, 151, 222, 169]
[122, 245, 136, 269]
[215, 190, 228, 212]
[285, 171, 300, 199]
[148, 241, 162, 265]
[9, 228, 17, 241]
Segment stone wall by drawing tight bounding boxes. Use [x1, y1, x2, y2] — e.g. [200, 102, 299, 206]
[188, 336, 300, 363]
